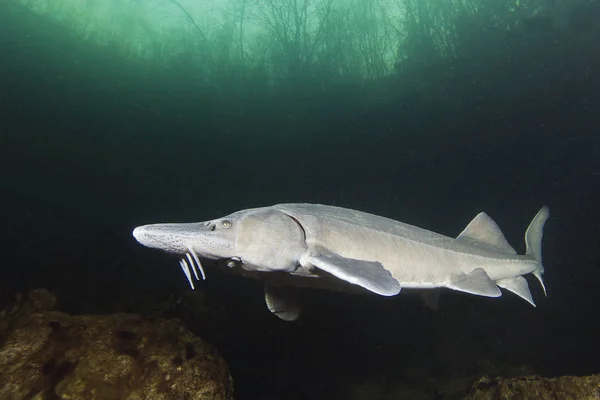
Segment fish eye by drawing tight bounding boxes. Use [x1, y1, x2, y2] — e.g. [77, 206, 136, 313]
[221, 220, 232, 228]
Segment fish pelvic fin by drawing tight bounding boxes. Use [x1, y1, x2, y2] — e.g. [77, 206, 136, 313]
[525, 206, 550, 296]
[448, 268, 502, 298]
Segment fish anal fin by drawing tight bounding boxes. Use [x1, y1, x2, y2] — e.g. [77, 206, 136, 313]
[496, 276, 535, 307]
[300, 247, 401, 296]
[448, 268, 501, 297]
[457, 212, 517, 254]
[264, 284, 302, 321]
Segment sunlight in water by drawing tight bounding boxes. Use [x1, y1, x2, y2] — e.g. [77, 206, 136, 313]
[13, 0, 566, 80]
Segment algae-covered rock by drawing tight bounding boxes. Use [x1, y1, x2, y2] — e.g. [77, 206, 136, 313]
[0, 289, 233, 400]
[465, 374, 600, 400]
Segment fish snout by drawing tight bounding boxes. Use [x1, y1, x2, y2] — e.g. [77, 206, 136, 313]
[132, 225, 158, 248]
[133, 223, 213, 289]
[132, 223, 190, 253]
[132, 222, 220, 255]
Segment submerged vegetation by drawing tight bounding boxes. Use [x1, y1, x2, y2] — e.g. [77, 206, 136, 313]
[10, 0, 600, 112]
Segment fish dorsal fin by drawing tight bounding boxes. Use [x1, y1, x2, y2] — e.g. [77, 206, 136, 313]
[496, 276, 535, 306]
[457, 212, 517, 254]
[264, 284, 302, 321]
[300, 247, 401, 296]
[447, 268, 502, 297]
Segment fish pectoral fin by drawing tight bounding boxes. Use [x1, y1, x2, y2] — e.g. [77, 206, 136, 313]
[300, 248, 401, 296]
[264, 284, 302, 321]
[496, 276, 535, 307]
[447, 268, 501, 297]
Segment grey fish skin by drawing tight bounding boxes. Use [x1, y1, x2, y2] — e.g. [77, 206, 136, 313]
[133, 204, 549, 320]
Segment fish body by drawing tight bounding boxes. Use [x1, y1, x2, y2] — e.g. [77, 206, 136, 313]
[133, 204, 549, 320]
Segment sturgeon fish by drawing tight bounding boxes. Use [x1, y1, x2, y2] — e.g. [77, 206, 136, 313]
[133, 204, 549, 320]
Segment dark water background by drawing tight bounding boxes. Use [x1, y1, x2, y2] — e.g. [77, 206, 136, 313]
[2, 1, 600, 399]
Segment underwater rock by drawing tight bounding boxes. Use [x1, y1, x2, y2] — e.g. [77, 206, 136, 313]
[465, 374, 600, 400]
[0, 289, 233, 400]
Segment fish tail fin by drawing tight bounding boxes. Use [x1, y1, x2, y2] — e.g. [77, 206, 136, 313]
[525, 206, 550, 296]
